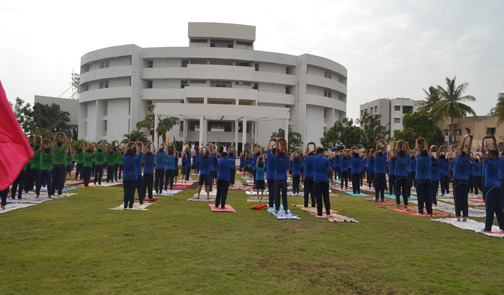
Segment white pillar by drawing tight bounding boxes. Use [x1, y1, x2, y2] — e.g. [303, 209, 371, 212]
[183, 119, 188, 145]
[203, 118, 207, 145]
[254, 122, 259, 144]
[242, 117, 247, 151]
[235, 120, 239, 153]
[154, 114, 158, 148]
[285, 119, 289, 152]
[199, 115, 204, 147]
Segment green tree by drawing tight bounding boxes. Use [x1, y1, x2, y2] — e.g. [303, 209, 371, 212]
[270, 127, 303, 152]
[433, 77, 476, 144]
[12, 97, 33, 132]
[121, 130, 148, 145]
[357, 113, 389, 150]
[321, 118, 363, 151]
[136, 104, 178, 142]
[418, 86, 444, 135]
[31, 102, 71, 137]
[393, 112, 444, 148]
[490, 93, 504, 122]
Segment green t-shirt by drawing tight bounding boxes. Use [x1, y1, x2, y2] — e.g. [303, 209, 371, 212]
[53, 145, 67, 165]
[65, 154, 73, 165]
[31, 150, 42, 170]
[107, 153, 116, 165]
[96, 151, 106, 165]
[83, 152, 94, 168]
[116, 152, 123, 165]
[40, 152, 54, 171]
[77, 151, 84, 164]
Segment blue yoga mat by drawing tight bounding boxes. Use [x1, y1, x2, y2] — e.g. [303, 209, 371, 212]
[346, 192, 369, 197]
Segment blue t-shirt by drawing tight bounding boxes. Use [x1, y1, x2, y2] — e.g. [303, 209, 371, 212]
[199, 154, 213, 175]
[313, 155, 330, 182]
[166, 155, 177, 171]
[396, 156, 409, 177]
[350, 156, 362, 174]
[217, 157, 232, 182]
[473, 162, 482, 177]
[274, 156, 289, 181]
[415, 154, 431, 180]
[453, 154, 470, 180]
[229, 154, 236, 169]
[341, 158, 350, 172]
[485, 158, 500, 187]
[155, 151, 166, 170]
[410, 158, 417, 172]
[389, 158, 397, 176]
[123, 154, 139, 181]
[266, 150, 276, 179]
[499, 158, 504, 180]
[292, 159, 301, 175]
[135, 152, 143, 176]
[374, 152, 387, 174]
[333, 157, 341, 168]
[431, 163, 441, 181]
[256, 165, 265, 180]
[143, 154, 154, 174]
[366, 157, 374, 172]
[305, 155, 315, 178]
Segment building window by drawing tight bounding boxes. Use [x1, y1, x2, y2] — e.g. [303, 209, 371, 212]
[99, 80, 109, 89]
[235, 81, 251, 86]
[324, 90, 332, 98]
[190, 80, 206, 84]
[403, 106, 413, 114]
[394, 118, 401, 123]
[210, 39, 233, 48]
[370, 108, 373, 114]
[181, 80, 189, 88]
[374, 106, 378, 113]
[210, 81, 231, 88]
[324, 71, 332, 79]
[487, 128, 496, 135]
[100, 60, 109, 69]
[252, 83, 259, 90]
[103, 120, 107, 136]
[286, 86, 291, 94]
[236, 62, 251, 67]
[181, 60, 189, 68]
[255, 64, 259, 71]
[103, 101, 108, 116]
[394, 105, 401, 111]
[190, 39, 207, 43]
[147, 80, 153, 88]
[236, 41, 252, 46]
[147, 60, 153, 68]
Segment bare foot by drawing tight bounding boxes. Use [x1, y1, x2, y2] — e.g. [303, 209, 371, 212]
[457, 217, 461, 222]
[1, 205, 5, 210]
[275, 210, 279, 214]
[462, 217, 467, 222]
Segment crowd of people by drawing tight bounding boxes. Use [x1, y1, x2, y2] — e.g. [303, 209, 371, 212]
[2, 133, 504, 233]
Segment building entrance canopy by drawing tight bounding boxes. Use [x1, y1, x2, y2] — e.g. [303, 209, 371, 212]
[154, 103, 290, 152]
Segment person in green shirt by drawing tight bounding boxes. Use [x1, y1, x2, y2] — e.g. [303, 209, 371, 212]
[117, 147, 124, 180]
[26, 135, 43, 192]
[65, 149, 74, 180]
[51, 132, 69, 196]
[37, 140, 54, 198]
[94, 141, 107, 185]
[106, 146, 117, 183]
[82, 144, 96, 187]
[75, 143, 85, 180]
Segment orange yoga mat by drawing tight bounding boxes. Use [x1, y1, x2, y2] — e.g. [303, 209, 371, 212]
[208, 204, 236, 212]
[377, 205, 454, 217]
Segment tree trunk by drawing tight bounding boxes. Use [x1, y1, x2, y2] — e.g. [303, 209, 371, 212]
[451, 116, 456, 146]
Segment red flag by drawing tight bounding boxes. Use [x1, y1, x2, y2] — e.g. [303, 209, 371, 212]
[0, 81, 34, 191]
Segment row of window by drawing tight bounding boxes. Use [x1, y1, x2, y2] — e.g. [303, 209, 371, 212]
[190, 39, 253, 48]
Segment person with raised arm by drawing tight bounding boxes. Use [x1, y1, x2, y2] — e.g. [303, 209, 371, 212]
[228, 146, 237, 188]
[93, 141, 106, 185]
[350, 149, 362, 195]
[388, 143, 397, 195]
[414, 137, 432, 215]
[366, 149, 374, 188]
[135, 141, 145, 203]
[75, 142, 85, 181]
[50, 132, 69, 196]
[481, 136, 504, 233]
[291, 151, 301, 195]
[82, 143, 96, 187]
[123, 142, 139, 209]
[395, 141, 409, 208]
[266, 138, 278, 208]
[164, 144, 177, 191]
[155, 144, 166, 194]
[36, 139, 54, 199]
[374, 140, 388, 202]
[313, 147, 334, 220]
[303, 143, 317, 208]
[197, 145, 213, 199]
[430, 145, 441, 206]
[143, 142, 155, 200]
[214, 149, 233, 209]
[273, 138, 290, 214]
[255, 155, 266, 200]
[106, 145, 117, 183]
[452, 135, 473, 222]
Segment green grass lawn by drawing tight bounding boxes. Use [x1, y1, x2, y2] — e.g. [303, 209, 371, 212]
[1, 179, 504, 294]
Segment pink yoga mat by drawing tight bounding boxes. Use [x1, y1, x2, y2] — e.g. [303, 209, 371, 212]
[208, 204, 236, 212]
[172, 186, 188, 189]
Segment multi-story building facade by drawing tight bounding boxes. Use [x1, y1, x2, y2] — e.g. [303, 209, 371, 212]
[78, 22, 347, 150]
[359, 98, 419, 137]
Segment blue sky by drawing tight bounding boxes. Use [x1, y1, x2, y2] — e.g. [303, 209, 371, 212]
[1, 0, 502, 120]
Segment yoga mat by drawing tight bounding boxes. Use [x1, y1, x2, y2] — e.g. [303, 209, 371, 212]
[109, 203, 153, 211]
[410, 200, 486, 218]
[377, 205, 453, 217]
[269, 210, 300, 220]
[433, 218, 504, 238]
[172, 185, 189, 189]
[134, 197, 159, 202]
[0, 203, 37, 214]
[366, 198, 396, 204]
[208, 204, 236, 212]
[188, 195, 216, 201]
[157, 190, 182, 196]
[247, 197, 269, 203]
[346, 192, 370, 197]
[293, 204, 358, 222]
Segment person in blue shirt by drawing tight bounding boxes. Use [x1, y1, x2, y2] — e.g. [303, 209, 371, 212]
[255, 156, 266, 200]
[341, 154, 350, 189]
[197, 146, 213, 199]
[291, 152, 301, 195]
[481, 135, 504, 233]
[468, 160, 474, 194]
[143, 148, 155, 200]
[394, 142, 410, 207]
[374, 140, 388, 202]
[228, 149, 237, 188]
[303, 149, 316, 208]
[312, 147, 334, 220]
[366, 153, 374, 188]
[452, 135, 473, 222]
[410, 155, 417, 188]
[134, 142, 145, 204]
[473, 158, 483, 195]
[439, 154, 450, 195]
[123, 142, 139, 209]
[273, 148, 289, 214]
[155, 146, 166, 194]
[415, 138, 432, 215]
[388, 153, 397, 195]
[431, 155, 441, 206]
[266, 139, 278, 208]
[215, 151, 232, 209]
[333, 154, 341, 182]
[164, 149, 177, 191]
[350, 152, 362, 194]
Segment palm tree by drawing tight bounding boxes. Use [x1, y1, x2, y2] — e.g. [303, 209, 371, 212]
[418, 86, 443, 135]
[121, 130, 148, 145]
[491, 93, 504, 122]
[432, 77, 476, 144]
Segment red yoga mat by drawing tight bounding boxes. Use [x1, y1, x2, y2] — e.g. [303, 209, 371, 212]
[208, 204, 236, 212]
[377, 206, 453, 217]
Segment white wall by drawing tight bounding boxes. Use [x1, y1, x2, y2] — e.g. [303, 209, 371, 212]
[306, 105, 325, 145]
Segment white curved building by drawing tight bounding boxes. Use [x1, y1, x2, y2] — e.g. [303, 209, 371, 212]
[78, 22, 347, 150]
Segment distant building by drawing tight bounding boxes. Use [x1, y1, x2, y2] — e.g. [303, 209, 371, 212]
[436, 116, 503, 150]
[34, 95, 79, 140]
[359, 98, 419, 137]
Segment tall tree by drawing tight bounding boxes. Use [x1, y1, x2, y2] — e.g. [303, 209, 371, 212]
[357, 113, 389, 150]
[12, 97, 33, 132]
[321, 118, 363, 151]
[270, 127, 303, 152]
[433, 77, 476, 144]
[490, 93, 504, 122]
[121, 130, 148, 145]
[136, 104, 178, 142]
[393, 112, 444, 148]
[31, 102, 71, 136]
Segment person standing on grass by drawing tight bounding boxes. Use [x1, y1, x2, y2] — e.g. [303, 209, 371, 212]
[65, 149, 74, 181]
[431, 156, 440, 206]
[75, 146, 84, 181]
[415, 137, 433, 216]
[1, 186, 10, 210]
[94, 143, 106, 185]
[106, 148, 117, 183]
[472, 158, 483, 196]
[215, 151, 232, 209]
[36, 141, 54, 199]
[51, 132, 69, 196]
[123, 142, 139, 209]
[313, 147, 334, 220]
[395, 141, 409, 208]
[143, 146, 154, 200]
[155, 146, 166, 194]
[255, 155, 266, 200]
[374, 140, 388, 202]
[453, 135, 473, 222]
[197, 146, 213, 199]
[273, 147, 289, 215]
[135, 142, 145, 204]
[82, 144, 95, 187]
[388, 151, 397, 195]
[165, 150, 177, 191]
[340, 152, 350, 190]
[266, 138, 277, 208]
[350, 152, 362, 194]
[291, 152, 301, 195]
[303, 146, 316, 208]
[481, 135, 504, 233]
[12, 162, 28, 200]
